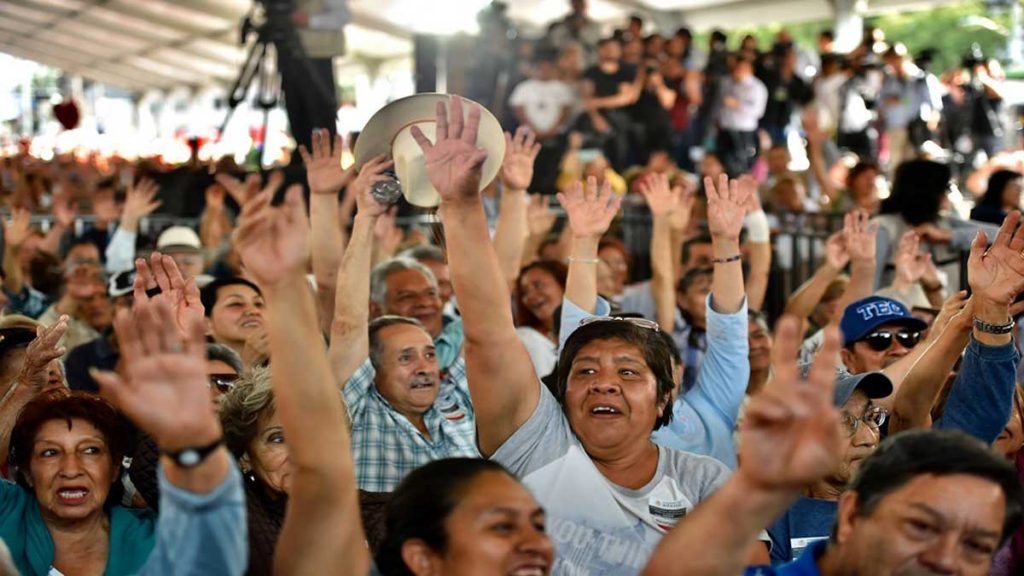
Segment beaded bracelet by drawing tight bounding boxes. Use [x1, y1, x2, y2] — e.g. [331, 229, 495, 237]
[712, 254, 742, 264]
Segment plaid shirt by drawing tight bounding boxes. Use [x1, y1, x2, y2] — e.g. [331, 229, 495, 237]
[343, 357, 479, 492]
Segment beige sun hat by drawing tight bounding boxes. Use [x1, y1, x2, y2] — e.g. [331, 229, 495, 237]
[354, 93, 505, 208]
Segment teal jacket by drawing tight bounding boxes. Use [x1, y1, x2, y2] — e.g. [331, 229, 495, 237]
[0, 480, 155, 575]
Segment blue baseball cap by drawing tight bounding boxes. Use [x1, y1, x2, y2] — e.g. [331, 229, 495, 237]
[840, 295, 929, 346]
[799, 364, 893, 407]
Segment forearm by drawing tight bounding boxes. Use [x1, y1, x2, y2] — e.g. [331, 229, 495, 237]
[643, 476, 794, 576]
[493, 190, 528, 287]
[3, 244, 24, 294]
[890, 322, 970, 433]
[104, 226, 137, 274]
[199, 210, 231, 251]
[835, 259, 875, 319]
[328, 214, 375, 384]
[650, 216, 676, 330]
[159, 448, 231, 495]
[744, 210, 771, 312]
[566, 235, 601, 314]
[39, 223, 66, 255]
[310, 194, 344, 335]
[972, 297, 1011, 347]
[710, 236, 744, 314]
[782, 264, 839, 317]
[934, 336, 1019, 443]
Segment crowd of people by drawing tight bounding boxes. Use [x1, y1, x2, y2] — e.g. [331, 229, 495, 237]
[2, 2, 1024, 575]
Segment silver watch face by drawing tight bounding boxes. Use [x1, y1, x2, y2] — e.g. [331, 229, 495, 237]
[178, 449, 200, 467]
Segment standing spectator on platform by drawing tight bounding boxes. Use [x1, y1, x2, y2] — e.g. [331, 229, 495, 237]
[969, 55, 1008, 159]
[547, 0, 602, 64]
[510, 48, 576, 193]
[581, 37, 638, 171]
[835, 60, 879, 161]
[717, 54, 768, 177]
[630, 63, 677, 163]
[760, 43, 813, 145]
[879, 44, 942, 171]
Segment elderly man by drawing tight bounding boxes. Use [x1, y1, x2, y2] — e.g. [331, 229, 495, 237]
[329, 155, 478, 493]
[839, 295, 928, 373]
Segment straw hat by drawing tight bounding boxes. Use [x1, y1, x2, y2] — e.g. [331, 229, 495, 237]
[354, 93, 505, 208]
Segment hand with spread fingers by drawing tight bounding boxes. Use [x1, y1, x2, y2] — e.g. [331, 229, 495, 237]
[704, 173, 752, 242]
[3, 208, 32, 248]
[93, 298, 219, 453]
[526, 194, 557, 238]
[557, 176, 622, 241]
[638, 173, 682, 219]
[842, 209, 878, 265]
[300, 128, 355, 196]
[968, 210, 1024, 307]
[894, 231, 932, 285]
[133, 252, 204, 338]
[824, 231, 850, 271]
[16, 316, 69, 393]
[216, 170, 284, 207]
[121, 178, 162, 232]
[410, 96, 490, 203]
[234, 184, 311, 287]
[739, 317, 842, 490]
[500, 126, 541, 192]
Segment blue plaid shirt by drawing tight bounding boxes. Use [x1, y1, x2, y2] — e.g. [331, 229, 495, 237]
[343, 357, 480, 492]
[3, 285, 50, 319]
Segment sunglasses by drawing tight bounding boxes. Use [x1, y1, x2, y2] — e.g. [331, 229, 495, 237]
[859, 330, 921, 352]
[578, 316, 660, 332]
[208, 373, 240, 394]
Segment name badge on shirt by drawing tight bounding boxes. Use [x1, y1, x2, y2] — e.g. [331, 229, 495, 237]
[648, 498, 688, 532]
[790, 536, 828, 560]
[438, 402, 466, 422]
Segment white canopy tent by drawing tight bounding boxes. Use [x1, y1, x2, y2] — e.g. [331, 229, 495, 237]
[0, 0, 962, 93]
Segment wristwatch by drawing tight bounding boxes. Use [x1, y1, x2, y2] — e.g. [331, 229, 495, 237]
[166, 437, 225, 468]
[973, 317, 1015, 335]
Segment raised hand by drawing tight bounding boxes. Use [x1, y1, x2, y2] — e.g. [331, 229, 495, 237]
[299, 128, 355, 196]
[894, 231, 930, 284]
[557, 176, 622, 240]
[122, 178, 162, 230]
[52, 195, 77, 230]
[639, 173, 682, 218]
[526, 194, 557, 238]
[133, 252, 204, 338]
[93, 298, 219, 452]
[16, 317, 68, 393]
[967, 210, 1024, 306]
[242, 327, 270, 368]
[216, 171, 283, 207]
[842, 210, 878, 264]
[351, 154, 395, 219]
[205, 183, 227, 213]
[500, 126, 541, 192]
[4, 208, 32, 248]
[824, 231, 850, 270]
[705, 173, 751, 241]
[410, 96, 489, 203]
[234, 184, 311, 286]
[667, 176, 697, 234]
[738, 316, 841, 490]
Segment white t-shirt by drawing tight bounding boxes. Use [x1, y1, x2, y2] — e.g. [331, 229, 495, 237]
[516, 326, 558, 379]
[492, 384, 730, 575]
[508, 79, 576, 134]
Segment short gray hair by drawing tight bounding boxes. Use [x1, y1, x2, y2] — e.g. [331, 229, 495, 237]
[368, 315, 427, 371]
[399, 244, 446, 265]
[369, 257, 438, 307]
[219, 366, 275, 458]
[206, 343, 243, 375]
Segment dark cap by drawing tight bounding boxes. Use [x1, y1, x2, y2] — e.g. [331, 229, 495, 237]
[840, 296, 928, 346]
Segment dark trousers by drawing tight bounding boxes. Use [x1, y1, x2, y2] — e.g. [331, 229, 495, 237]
[716, 129, 759, 177]
[837, 129, 877, 161]
[278, 54, 338, 163]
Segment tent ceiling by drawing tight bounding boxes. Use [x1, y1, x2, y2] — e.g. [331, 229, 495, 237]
[0, 0, 957, 93]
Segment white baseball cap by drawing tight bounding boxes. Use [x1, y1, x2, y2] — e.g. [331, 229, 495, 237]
[157, 226, 202, 253]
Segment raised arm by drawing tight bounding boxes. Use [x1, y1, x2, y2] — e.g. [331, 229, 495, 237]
[2, 208, 31, 295]
[300, 129, 357, 335]
[783, 231, 847, 324]
[835, 210, 878, 317]
[233, 183, 368, 576]
[743, 187, 771, 312]
[410, 96, 538, 457]
[327, 155, 393, 384]
[643, 318, 842, 576]
[521, 194, 558, 267]
[639, 174, 690, 329]
[704, 173, 749, 314]
[559, 176, 622, 314]
[106, 178, 161, 274]
[493, 127, 540, 286]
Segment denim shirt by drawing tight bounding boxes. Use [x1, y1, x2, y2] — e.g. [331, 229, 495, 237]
[934, 336, 1020, 444]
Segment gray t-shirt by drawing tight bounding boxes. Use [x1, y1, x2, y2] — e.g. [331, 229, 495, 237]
[492, 384, 731, 575]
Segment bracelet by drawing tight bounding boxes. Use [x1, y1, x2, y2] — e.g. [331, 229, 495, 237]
[712, 254, 742, 264]
[568, 257, 600, 264]
[973, 317, 1015, 335]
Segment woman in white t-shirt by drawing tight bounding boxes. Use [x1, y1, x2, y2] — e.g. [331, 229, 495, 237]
[514, 261, 567, 379]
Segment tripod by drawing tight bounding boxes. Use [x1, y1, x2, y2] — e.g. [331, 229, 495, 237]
[218, 1, 337, 169]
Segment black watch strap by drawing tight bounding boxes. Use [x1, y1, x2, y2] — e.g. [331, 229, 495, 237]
[973, 317, 1015, 335]
[166, 437, 225, 468]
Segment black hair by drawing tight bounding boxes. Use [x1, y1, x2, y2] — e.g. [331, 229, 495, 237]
[555, 320, 675, 430]
[846, 160, 881, 188]
[200, 277, 262, 317]
[879, 160, 952, 226]
[820, 29, 835, 41]
[597, 36, 621, 48]
[977, 169, 1022, 211]
[375, 459, 518, 575]
[846, 429, 1024, 544]
[681, 235, 713, 267]
[710, 29, 727, 43]
[677, 266, 713, 294]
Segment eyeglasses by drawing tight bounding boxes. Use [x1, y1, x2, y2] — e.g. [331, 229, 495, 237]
[841, 405, 888, 436]
[208, 373, 239, 394]
[578, 316, 660, 332]
[859, 330, 921, 352]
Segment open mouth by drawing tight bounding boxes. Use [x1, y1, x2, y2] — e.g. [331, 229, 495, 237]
[589, 405, 623, 417]
[56, 487, 89, 505]
[410, 380, 435, 390]
[240, 319, 262, 329]
[510, 567, 548, 576]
